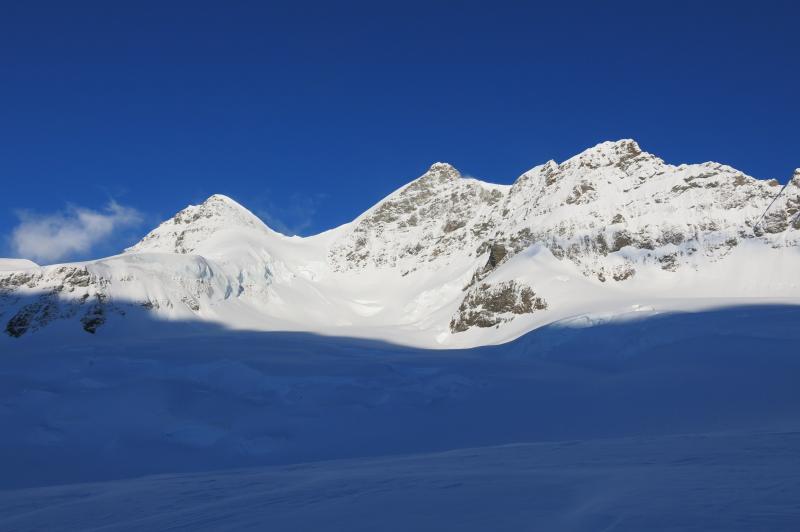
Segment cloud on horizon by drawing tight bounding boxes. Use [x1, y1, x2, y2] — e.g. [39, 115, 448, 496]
[10, 201, 143, 264]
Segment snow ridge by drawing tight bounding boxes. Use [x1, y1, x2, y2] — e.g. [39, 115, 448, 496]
[1, 140, 799, 348]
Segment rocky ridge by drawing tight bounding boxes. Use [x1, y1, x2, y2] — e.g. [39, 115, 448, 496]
[1, 140, 798, 344]
[330, 140, 800, 282]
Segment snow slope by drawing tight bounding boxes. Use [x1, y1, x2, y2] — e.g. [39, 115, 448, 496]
[1, 304, 799, 530]
[3, 432, 798, 532]
[1, 140, 798, 348]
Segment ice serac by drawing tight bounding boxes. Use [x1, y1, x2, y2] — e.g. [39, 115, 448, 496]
[1, 140, 799, 347]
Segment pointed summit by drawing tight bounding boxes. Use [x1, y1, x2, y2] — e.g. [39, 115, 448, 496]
[428, 161, 458, 171]
[419, 162, 462, 184]
[126, 193, 272, 255]
[562, 139, 649, 170]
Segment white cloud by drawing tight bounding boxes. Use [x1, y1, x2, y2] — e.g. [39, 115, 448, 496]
[10, 201, 143, 263]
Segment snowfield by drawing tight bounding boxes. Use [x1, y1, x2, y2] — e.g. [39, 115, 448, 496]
[1, 305, 800, 530]
[1, 140, 800, 530]
[3, 431, 800, 532]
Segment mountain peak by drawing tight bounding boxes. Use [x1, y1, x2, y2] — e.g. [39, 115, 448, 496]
[565, 139, 643, 164]
[547, 139, 659, 179]
[203, 193, 238, 204]
[190, 193, 253, 215]
[607, 138, 641, 152]
[126, 193, 270, 255]
[196, 193, 254, 214]
[422, 162, 461, 182]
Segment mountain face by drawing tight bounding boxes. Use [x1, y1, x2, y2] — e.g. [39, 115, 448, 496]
[126, 194, 274, 255]
[2, 140, 799, 348]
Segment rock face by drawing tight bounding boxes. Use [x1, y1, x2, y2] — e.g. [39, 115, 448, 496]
[0, 255, 233, 337]
[328, 163, 507, 274]
[1, 266, 117, 337]
[450, 281, 547, 333]
[1, 140, 799, 344]
[327, 140, 799, 286]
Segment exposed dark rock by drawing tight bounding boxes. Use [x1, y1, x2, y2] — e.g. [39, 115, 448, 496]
[5, 298, 58, 338]
[611, 231, 633, 252]
[6, 303, 43, 337]
[612, 264, 636, 281]
[484, 243, 507, 272]
[81, 306, 105, 334]
[658, 230, 685, 246]
[470, 221, 494, 238]
[443, 220, 466, 233]
[543, 164, 561, 186]
[613, 140, 644, 172]
[594, 234, 609, 256]
[451, 281, 547, 333]
[0, 272, 38, 291]
[659, 252, 679, 271]
[671, 182, 702, 193]
[565, 182, 596, 205]
[761, 212, 789, 234]
[182, 296, 200, 311]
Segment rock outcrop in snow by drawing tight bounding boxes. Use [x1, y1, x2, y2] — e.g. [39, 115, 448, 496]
[1, 140, 799, 348]
[450, 280, 547, 333]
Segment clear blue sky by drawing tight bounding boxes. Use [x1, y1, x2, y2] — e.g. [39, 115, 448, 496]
[1, 1, 798, 262]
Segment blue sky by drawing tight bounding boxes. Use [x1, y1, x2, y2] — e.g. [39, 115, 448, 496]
[1, 0, 798, 263]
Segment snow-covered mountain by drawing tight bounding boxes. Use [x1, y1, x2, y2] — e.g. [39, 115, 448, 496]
[2, 140, 799, 348]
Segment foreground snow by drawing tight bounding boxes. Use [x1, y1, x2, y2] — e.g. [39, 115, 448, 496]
[2, 430, 798, 532]
[0, 304, 799, 529]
